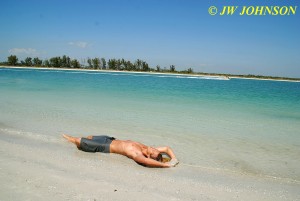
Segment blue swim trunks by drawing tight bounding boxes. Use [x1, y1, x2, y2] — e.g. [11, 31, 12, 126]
[80, 135, 115, 153]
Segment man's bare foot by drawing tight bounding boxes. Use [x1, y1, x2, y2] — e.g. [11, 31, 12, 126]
[63, 134, 81, 148]
[63, 134, 76, 143]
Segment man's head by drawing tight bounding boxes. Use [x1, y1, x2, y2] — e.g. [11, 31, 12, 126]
[148, 147, 162, 162]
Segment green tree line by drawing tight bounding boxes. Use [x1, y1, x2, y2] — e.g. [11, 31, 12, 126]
[2, 55, 298, 80]
[1, 55, 194, 74]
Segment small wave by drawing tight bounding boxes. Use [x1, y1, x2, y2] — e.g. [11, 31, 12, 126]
[37, 70, 62, 73]
[181, 162, 300, 184]
[156, 75, 228, 80]
[0, 68, 33, 72]
[203, 77, 229, 80]
[0, 127, 60, 144]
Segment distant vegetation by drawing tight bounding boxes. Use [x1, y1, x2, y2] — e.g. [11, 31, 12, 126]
[1, 55, 299, 81]
[1, 55, 194, 74]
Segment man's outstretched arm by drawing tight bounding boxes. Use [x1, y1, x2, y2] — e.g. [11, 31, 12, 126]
[132, 155, 171, 168]
[156, 146, 177, 159]
[156, 146, 179, 167]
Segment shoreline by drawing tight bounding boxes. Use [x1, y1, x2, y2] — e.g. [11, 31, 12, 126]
[1, 65, 300, 83]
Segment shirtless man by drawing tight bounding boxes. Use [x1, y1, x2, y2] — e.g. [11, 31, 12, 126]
[63, 134, 179, 168]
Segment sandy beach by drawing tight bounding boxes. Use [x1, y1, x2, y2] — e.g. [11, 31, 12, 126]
[1, 127, 299, 201]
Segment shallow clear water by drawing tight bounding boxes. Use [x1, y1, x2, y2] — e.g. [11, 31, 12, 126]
[1, 67, 300, 180]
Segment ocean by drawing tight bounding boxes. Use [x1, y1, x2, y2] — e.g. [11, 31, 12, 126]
[1, 67, 299, 181]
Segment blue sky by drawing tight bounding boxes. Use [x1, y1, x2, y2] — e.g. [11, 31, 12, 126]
[0, 0, 299, 77]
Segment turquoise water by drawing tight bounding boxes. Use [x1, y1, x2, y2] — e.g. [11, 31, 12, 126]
[1, 67, 300, 180]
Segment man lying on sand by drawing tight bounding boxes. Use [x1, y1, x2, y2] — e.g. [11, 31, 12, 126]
[63, 134, 179, 168]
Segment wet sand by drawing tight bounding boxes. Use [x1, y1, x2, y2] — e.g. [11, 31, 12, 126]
[1, 128, 299, 201]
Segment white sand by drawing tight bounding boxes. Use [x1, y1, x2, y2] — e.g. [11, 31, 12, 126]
[1, 128, 299, 201]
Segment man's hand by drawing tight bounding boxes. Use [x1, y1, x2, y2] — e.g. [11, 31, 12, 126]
[156, 146, 176, 159]
[165, 158, 179, 167]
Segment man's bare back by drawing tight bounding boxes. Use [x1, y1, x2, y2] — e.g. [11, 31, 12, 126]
[63, 134, 179, 168]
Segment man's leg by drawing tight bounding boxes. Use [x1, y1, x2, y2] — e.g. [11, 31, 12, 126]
[63, 134, 94, 148]
[62, 134, 82, 149]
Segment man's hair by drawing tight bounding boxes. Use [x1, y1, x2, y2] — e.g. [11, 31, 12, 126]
[156, 153, 162, 162]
